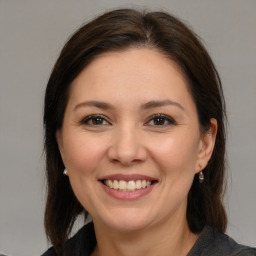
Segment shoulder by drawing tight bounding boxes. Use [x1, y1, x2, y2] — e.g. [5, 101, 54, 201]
[41, 247, 56, 256]
[41, 222, 96, 256]
[188, 226, 256, 256]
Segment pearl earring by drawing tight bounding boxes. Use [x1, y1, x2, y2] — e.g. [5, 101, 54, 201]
[198, 163, 204, 183]
[63, 169, 68, 176]
[199, 171, 204, 183]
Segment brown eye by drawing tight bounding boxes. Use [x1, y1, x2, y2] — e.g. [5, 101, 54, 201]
[91, 117, 105, 125]
[81, 115, 109, 126]
[152, 116, 166, 125]
[146, 114, 176, 126]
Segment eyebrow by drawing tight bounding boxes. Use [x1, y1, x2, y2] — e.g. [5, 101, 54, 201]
[74, 99, 184, 111]
[140, 100, 184, 111]
[74, 101, 114, 111]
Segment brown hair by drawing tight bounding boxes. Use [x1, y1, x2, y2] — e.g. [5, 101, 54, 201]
[44, 8, 227, 253]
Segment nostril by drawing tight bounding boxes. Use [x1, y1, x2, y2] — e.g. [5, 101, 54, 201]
[107, 136, 148, 165]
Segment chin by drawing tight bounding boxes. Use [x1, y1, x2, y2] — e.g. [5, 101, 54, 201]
[95, 208, 154, 233]
[108, 220, 151, 233]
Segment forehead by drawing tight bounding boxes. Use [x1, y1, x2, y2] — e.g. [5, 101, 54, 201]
[68, 48, 194, 109]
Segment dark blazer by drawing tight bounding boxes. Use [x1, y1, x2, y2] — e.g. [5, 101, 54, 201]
[42, 222, 256, 256]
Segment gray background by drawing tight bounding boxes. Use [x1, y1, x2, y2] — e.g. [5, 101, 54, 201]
[0, 0, 255, 255]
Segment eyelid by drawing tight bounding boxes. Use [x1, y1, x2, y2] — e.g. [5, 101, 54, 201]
[145, 113, 176, 126]
[80, 114, 111, 126]
[79, 113, 176, 127]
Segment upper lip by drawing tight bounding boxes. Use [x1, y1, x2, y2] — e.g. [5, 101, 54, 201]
[99, 174, 157, 182]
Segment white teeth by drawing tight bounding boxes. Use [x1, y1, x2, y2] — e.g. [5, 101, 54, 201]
[105, 180, 113, 188]
[135, 180, 142, 189]
[113, 180, 119, 189]
[127, 181, 136, 191]
[104, 179, 152, 191]
[119, 180, 126, 190]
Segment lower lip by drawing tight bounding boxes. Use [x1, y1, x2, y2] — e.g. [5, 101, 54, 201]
[100, 182, 156, 200]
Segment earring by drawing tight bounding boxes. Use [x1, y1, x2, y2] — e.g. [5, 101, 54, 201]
[199, 171, 204, 183]
[63, 169, 68, 176]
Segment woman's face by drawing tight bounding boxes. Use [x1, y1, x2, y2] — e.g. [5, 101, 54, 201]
[57, 48, 216, 232]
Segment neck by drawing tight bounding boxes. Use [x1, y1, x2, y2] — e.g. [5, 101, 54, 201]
[91, 214, 198, 256]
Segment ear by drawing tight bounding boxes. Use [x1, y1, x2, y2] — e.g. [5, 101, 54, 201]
[195, 118, 217, 173]
[56, 129, 66, 166]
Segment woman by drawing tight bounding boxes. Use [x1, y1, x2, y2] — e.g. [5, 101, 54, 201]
[42, 9, 255, 256]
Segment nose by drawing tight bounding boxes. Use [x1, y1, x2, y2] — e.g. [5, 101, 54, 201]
[107, 125, 147, 166]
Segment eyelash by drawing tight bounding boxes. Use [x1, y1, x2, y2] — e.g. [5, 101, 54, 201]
[80, 114, 110, 126]
[145, 114, 176, 126]
[80, 114, 176, 127]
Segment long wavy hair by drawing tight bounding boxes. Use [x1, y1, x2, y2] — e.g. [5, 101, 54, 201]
[44, 8, 227, 254]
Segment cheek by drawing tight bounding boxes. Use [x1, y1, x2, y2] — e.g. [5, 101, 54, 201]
[63, 133, 107, 175]
[63, 134, 109, 211]
[149, 132, 199, 175]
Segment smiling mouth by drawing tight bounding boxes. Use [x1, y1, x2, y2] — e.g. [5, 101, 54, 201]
[101, 179, 158, 192]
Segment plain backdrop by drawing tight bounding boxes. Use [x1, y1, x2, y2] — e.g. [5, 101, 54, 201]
[0, 0, 255, 255]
